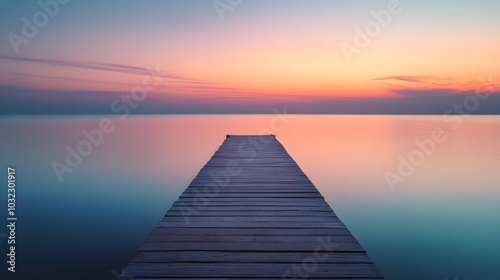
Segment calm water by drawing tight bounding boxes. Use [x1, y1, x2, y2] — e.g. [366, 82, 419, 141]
[0, 115, 499, 280]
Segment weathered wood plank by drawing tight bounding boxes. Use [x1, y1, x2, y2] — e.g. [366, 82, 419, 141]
[182, 189, 319, 193]
[131, 251, 373, 263]
[175, 197, 326, 202]
[161, 216, 340, 223]
[148, 227, 354, 236]
[139, 242, 364, 252]
[157, 221, 347, 228]
[165, 210, 337, 217]
[180, 193, 324, 198]
[168, 206, 335, 212]
[172, 201, 331, 206]
[134, 278, 383, 280]
[123, 263, 382, 278]
[145, 234, 358, 243]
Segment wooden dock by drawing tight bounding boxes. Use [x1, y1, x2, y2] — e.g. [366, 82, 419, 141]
[122, 135, 384, 279]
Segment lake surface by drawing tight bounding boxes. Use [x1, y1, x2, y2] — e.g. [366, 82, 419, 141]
[0, 115, 499, 280]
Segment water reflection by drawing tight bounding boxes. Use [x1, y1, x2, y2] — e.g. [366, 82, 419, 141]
[0, 115, 499, 280]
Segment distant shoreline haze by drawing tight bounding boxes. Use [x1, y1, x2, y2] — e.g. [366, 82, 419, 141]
[1, 86, 500, 115]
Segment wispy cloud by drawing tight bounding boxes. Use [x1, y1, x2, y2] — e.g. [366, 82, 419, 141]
[3, 72, 138, 88]
[0, 55, 173, 79]
[377, 75, 499, 94]
[392, 88, 456, 97]
[0, 55, 248, 95]
[374, 75, 441, 83]
[0, 69, 264, 98]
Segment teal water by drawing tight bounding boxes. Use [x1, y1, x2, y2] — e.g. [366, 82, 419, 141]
[0, 115, 499, 280]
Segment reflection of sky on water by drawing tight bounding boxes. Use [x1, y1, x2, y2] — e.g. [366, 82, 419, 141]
[0, 115, 499, 279]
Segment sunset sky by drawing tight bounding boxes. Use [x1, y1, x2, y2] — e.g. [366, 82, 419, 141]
[1, 0, 499, 114]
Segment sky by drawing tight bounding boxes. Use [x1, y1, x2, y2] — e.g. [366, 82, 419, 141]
[0, 0, 499, 114]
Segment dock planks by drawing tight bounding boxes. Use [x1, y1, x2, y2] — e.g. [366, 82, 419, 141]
[122, 135, 384, 279]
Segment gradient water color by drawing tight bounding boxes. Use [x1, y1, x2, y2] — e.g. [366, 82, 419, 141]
[0, 115, 499, 280]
